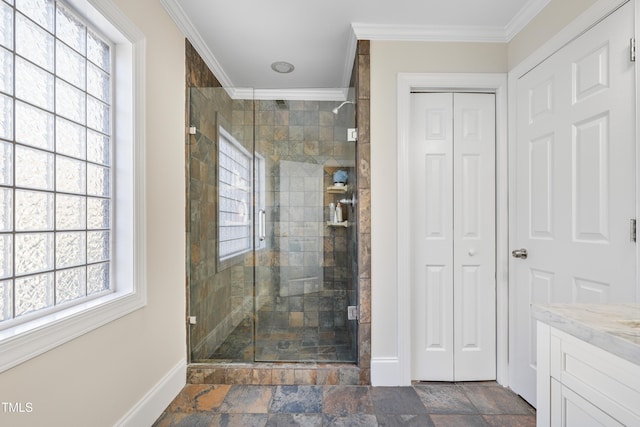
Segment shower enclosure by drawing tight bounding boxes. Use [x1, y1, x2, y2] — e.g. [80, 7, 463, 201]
[187, 87, 358, 364]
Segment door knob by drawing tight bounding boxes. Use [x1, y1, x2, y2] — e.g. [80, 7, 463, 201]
[511, 248, 528, 259]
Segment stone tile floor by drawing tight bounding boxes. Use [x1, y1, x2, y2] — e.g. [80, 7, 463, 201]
[154, 381, 536, 426]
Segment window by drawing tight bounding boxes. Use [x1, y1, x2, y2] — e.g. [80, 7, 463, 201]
[218, 126, 251, 261]
[0, 0, 146, 373]
[0, 0, 112, 328]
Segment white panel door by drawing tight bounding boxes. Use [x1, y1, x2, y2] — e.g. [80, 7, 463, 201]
[511, 1, 636, 406]
[410, 92, 496, 381]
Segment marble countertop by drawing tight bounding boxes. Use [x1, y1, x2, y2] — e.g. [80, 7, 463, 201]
[532, 303, 640, 366]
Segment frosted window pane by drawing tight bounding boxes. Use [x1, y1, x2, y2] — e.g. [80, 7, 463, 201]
[16, 12, 54, 71]
[15, 272, 54, 317]
[87, 262, 108, 295]
[87, 197, 109, 229]
[87, 63, 109, 103]
[55, 3, 85, 54]
[15, 101, 54, 150]
[0, 188, 11, 231]
[56, 41, 85, 90]
[87, 96, 109, 134]
[0, 279, 11, 321]
[56, 266, 86, 304]
[15, 145, 54, 190]
[56, 194, 85, 230]
[87, 231, 108, 263]
[0, 234, 11, 278]
[15, 189, 53, 231]
[56, 117, 85, 159]
[87, 130, 109, 165]
[15, 57, 54, 111]
[0, 2, 13, 49]
[87, 30, 109, 72]
[0, 140, 13, 185]
[55, 155, 86, 194]
[56, 79, 85, 124]
[0, 93, 13, 140]
[55, 231, 85, 268]
[15, 232, 53, 275]
[15, 0, 54, 32]
[87, 163, 109, 197]
[0, 47, 13, 95]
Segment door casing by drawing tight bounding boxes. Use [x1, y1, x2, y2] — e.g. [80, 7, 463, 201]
[397, 73, 509, 386]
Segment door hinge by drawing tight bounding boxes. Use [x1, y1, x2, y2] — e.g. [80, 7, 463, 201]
[631, 219, 636, 242]
[188, 316, 197, 325]
[631, 38, 636, 62]
[347, 128, 358, 142]
[347, 305, 359, 320]
[188, 126, 197, 135]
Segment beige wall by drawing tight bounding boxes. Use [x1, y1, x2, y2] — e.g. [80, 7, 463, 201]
[508, 0, 597, 69]
[370, 41, 507, 362]
[0, 0, 186, 425]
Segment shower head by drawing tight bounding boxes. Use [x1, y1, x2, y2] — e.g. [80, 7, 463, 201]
[332, 100, 355, 114]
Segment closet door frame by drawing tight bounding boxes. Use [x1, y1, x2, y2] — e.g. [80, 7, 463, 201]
[397, 73, 509, 386]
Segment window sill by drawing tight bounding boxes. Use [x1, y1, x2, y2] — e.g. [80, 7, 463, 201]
[0, 287, 146, 373]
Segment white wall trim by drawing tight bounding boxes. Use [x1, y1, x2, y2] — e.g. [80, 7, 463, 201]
[352, 0, 549, 44]
[371, 357, 403, 386]
[160, 0, 234, 97]
[115, 358, 187, 427]
[231, 87, 349, 101]
[504, 0, 551, 41]
[506, 0, 636, 388]
[395, 73, 509, 387]
[352, 23, 508, 43]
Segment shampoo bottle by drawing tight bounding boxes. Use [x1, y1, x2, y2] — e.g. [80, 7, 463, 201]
[335, 202, 343, 223]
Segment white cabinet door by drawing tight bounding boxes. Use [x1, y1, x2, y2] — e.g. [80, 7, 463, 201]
[410, 92, 496, 381]
[551, 380, 624, 427]
[512, 1, 636, 406]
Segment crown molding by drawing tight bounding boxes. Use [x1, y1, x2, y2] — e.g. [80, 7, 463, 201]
[504, 0, 551, 41]
[352, 0, 550, 43]
[351, 23, 508, 43]
[160, 0, 234, 96]
[341, 29, 358, 90]
[231, 87, 348, 101]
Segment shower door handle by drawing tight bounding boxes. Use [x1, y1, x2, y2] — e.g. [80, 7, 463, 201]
[258, 209, 266, 241]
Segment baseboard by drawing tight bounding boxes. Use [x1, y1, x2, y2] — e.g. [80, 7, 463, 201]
[371, 357, 405, 386]
[115, 358, 186, 427]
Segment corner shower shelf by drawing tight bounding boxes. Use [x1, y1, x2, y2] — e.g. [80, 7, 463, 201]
[327, 221, 350, 228]
[327, 185, 349, 194]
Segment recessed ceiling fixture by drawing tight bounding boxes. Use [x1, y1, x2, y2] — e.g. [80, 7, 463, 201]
[271, 61, 295, 74]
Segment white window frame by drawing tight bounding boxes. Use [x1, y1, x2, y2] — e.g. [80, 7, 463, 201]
[0, 0, 146, 373]
[217, 125, 252, 264]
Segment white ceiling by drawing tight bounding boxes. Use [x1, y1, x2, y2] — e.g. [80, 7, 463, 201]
[161, 0, 549, 99]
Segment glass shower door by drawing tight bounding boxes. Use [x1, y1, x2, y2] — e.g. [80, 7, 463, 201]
[254, 99, 358, 362]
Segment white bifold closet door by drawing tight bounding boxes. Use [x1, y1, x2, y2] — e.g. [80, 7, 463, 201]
[410, 92, 496, 381]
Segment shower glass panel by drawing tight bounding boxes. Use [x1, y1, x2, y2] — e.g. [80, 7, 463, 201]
[188, 87, 255, 363]
[187, 88, 357, 364]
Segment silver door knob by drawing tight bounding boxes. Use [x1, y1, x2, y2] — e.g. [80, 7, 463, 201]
[511, 248, 528, 259]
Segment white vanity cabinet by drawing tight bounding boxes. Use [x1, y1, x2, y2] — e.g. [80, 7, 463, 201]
[535, 305, 640, 427]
